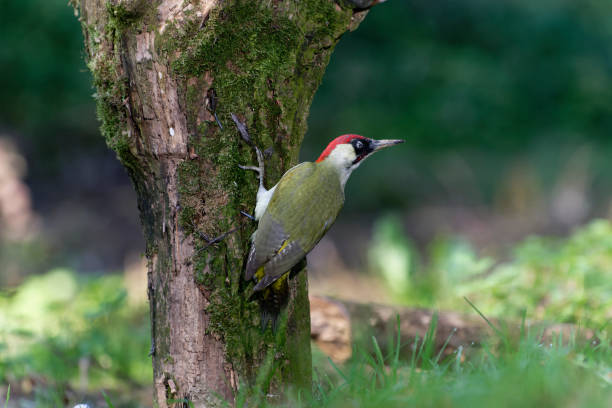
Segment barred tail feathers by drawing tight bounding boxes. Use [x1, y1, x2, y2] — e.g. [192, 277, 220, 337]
[255, 270, 289, 332]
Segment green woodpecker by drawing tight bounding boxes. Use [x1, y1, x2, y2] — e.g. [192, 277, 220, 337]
[241, 133, 404, 329]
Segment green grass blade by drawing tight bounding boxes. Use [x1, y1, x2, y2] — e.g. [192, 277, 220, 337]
[464, 296, 509, 349]
[372, 336, 385, 368]
[328, 356, 349, 383]
[393, 315, 401, 367]
[410, 334, 419, 369]
[422, 311, 438, 367]
[102, 390, 115, 408]
[454, 345, 463, 372]
[389, 314, 402, 379]
[3, 384, 9, 408]
[313, 368, 328, 403]
[434, 327, 456, 365]
[416, 332, 426, 363]
[520, 309, 527, 340]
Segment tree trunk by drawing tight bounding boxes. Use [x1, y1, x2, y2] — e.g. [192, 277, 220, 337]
[73, 0, 368, 406]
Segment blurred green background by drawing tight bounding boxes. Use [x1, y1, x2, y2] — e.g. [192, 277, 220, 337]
[1, 0, 611, 406]
[3, 0, 612, 278]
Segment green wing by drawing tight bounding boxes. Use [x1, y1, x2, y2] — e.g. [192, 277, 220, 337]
[245, 162, 344, 291]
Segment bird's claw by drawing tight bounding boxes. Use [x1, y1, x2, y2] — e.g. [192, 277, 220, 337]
[233, 113, 265, 190]
[240, 210, 256, 221]
[238, 164, 262, 175]
[231, 113, 253, 145]
[239, 166, 263, 183]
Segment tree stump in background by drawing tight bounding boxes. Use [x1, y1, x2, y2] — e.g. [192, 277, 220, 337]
[310, 295, 599, 363]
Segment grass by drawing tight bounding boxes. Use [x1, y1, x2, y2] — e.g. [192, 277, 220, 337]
[4, 315, 611, 407]
[293, 301, 612, 408]
[222, 305, 611, 408]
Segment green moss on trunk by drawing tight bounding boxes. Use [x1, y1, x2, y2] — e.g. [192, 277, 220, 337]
[166, 1, 356, 394]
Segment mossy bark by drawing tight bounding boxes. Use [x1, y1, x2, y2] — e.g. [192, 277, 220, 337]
[74, 0, 368, 406]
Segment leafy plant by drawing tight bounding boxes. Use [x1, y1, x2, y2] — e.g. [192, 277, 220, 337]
[0, 269, 151, 405]
[370, 216, 612, 330]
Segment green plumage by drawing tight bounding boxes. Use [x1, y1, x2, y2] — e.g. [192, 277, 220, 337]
[245, 160, 345, 328]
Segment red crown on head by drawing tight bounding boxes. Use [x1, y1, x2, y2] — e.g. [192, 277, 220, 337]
[316, 134, 367, 162]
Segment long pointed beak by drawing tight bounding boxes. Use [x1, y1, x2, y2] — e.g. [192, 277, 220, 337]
[372, 139, 404, 152]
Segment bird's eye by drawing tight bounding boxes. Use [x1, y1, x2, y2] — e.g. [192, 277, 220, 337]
[354, 140, 363, 150]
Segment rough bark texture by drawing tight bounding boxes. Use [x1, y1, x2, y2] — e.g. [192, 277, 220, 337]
[73, 1, 368, 406]
[310, 296, 600, 363]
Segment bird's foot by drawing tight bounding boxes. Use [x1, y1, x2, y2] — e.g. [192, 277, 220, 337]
[232, 113, 266, 191]
[194, 227, 238, 255]
[238, 164, 263, 178]
[240, 210, 256, 221]
[185, 219, 239, 253]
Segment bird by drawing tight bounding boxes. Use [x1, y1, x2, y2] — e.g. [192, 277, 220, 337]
[234, 116, 404, 329]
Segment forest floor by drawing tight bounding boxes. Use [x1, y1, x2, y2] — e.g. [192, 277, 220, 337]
[1, 218, 611, 407]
